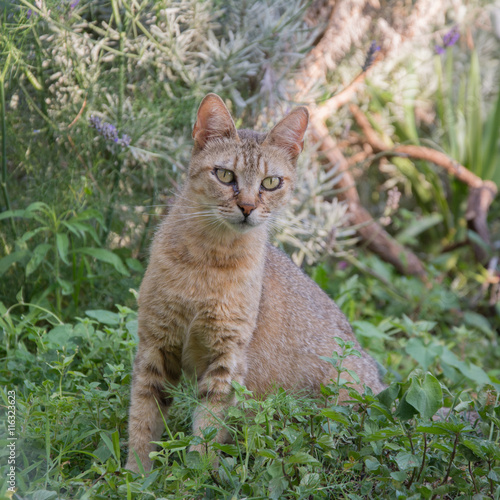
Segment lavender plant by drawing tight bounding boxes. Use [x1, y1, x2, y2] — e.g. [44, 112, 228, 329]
[1, 0, 349, 315]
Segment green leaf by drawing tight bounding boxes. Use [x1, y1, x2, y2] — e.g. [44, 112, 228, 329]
[111, 430, 121, 462]
[86, 310, 121, 326]
[395, 451, 420, 470]
[320, 409, 350, 425]
[72, 209, 105, 224]
[362, 428, 404, 441]
[405, 338, 443, 371]
[139, 470, 159, 491]
[101, 432, 119, 463]
[63, 220, 100, 244]
[377, 383, 400, 408]
[56, 233, 70, 264]
[0, 202, 47, 221]
[78, 247, 129, 276]
[0, 208, 27, 221]
[396, 213, 443, 245]
[285, 451, 320, 465]
[406, 374, 442, 420]
[24, 201, 50, 214]
[156, 437, 192, 451]
[440, 348, 490, 385]
[482, 88, 500, 183]
[126, 258, 143, 273]
[353, 320, 391, 340]
[466, 50, 482, 177]
[463, 311, 493, 335]
[31, 491, 57, 500]
[212, 443, 239, 456]
[312, 264, 328, 290]
[258, 449, 278, 459]
[269, 477, 288, 500]
[390, 471, 407, 482]
[365, 457, 381, 471]
[126, 320, 138, 341]
[46, 324, 79, 350]
[26, 243, 52, 276]
[57, 277, 73, 295]
[0, 249, 30, 276]
[395, 392, 419, 421]
[18, 226, 47, 243]
[416, 421, 466, 435]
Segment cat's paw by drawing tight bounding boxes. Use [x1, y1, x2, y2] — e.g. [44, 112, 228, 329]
[125, 454, 150, 475]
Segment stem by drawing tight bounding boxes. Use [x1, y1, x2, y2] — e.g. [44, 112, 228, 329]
[439, 432, 459, 486]
[0, 76, 16, 236]
[488, 392, 499, 442]
[416, 433, 427, 482]
[357, 408, 366, 452]
[468, 462, 479, 494]
[405, 431, 417, 488]
[488, 460, 494, 497]
[334, 357, 344, 406]
[104, 0, 126, 239]
[3, 301, 63, 324]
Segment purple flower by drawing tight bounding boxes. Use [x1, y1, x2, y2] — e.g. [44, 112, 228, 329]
[89, 115, 131, 148]
[70, 0, 80, 9]
[443, 26, 460, 47]
[435, 26, 460, 54]
[337, 260, 348, 271]
[362, 41, 381, 72]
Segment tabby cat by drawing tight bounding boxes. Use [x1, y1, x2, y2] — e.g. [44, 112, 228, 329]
[126, 93, 385, 472]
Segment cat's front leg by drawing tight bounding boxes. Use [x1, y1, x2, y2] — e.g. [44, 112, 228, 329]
[190, 341, 248, 458]
[126, 342, 181, 473]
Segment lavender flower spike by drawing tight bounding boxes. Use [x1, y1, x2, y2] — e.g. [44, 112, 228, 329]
[362, 41, 381, 72]
[89, 115, 131, 148]
[435, 26, 460, 54]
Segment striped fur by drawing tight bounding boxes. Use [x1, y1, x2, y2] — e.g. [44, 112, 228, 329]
[126, 94, 385, 472]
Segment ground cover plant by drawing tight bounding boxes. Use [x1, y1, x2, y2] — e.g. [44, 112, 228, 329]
[1, 0, 499, 498]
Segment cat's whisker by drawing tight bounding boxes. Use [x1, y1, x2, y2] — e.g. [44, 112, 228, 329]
[167, 214, 218, 223]
[173, 192, 217, 209]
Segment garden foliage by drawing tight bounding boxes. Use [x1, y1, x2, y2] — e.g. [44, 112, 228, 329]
[0, 0, 499, 498]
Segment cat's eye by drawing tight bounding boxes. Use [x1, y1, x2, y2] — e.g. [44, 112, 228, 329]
[261, 177, 281, 191]
[215, 168, 235, 184]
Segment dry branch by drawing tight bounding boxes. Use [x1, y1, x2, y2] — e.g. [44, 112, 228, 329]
[310, 120, 426, 276]
[349, 103, 498, 262]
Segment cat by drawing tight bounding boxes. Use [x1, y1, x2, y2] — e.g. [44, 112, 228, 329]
[126, 93, 385, 472]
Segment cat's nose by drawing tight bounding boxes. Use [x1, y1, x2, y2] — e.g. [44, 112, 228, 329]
[238, 202, 256, 217]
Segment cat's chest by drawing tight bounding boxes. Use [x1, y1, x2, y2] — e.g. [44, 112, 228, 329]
[145, 248, 264, 332]
[146, 254, 263, 376]
[161, 258, 261, 303]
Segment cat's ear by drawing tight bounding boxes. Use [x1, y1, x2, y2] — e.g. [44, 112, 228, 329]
[263, 107, 309, 159]
[192, 94, 240, 150]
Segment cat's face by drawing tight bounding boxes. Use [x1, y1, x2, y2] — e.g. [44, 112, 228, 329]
[186, 94, 309, 234]
[188, 137, 296, 232]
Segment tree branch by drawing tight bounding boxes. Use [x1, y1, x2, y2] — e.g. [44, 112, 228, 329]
[310, 119, 426, 276]
[349, 103, 498, 261]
